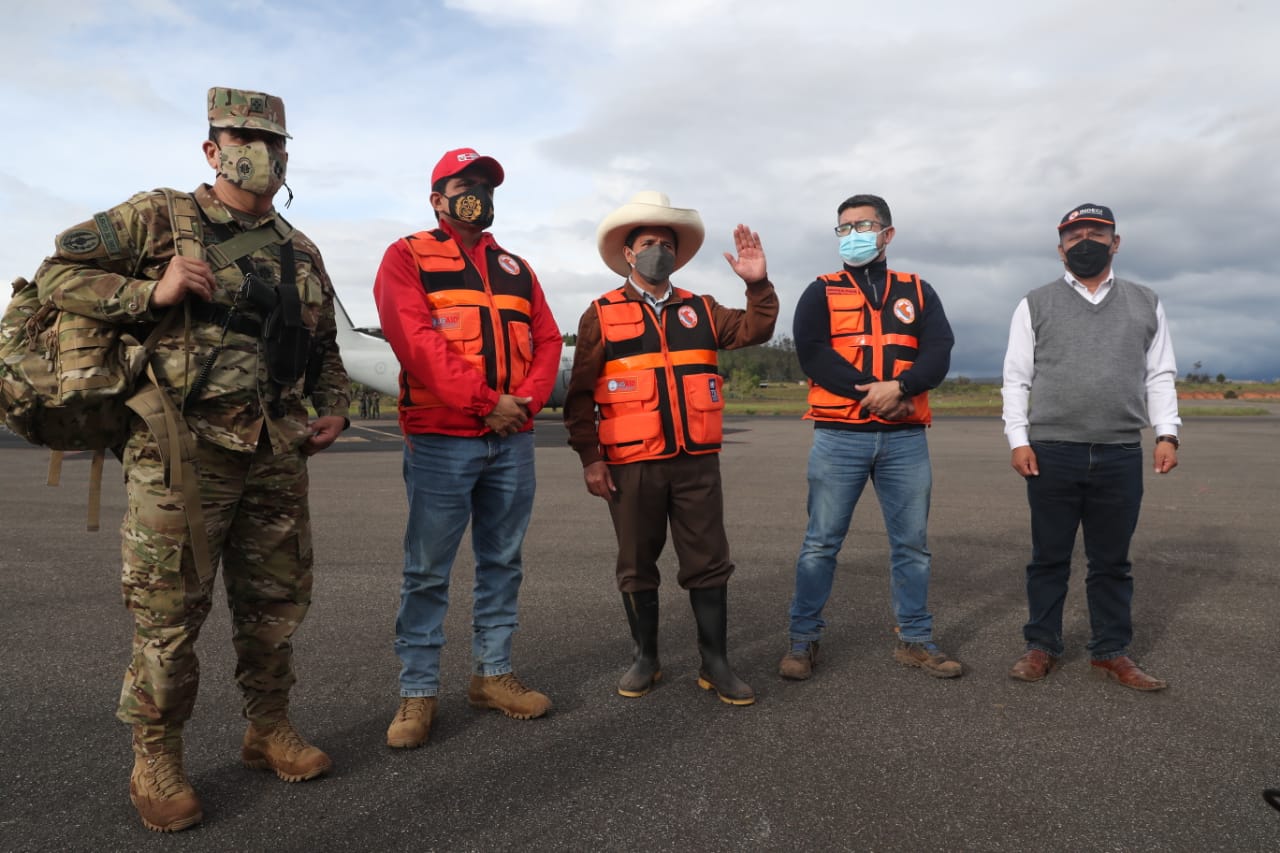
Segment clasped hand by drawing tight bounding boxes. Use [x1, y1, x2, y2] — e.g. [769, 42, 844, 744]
[484, 394, 531, 437]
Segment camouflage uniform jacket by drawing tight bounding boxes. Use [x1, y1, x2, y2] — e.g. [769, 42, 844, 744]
[35, 183, 351, 455]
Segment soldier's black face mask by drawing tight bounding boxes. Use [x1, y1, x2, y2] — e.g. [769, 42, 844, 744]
[445, 184, 495, 229]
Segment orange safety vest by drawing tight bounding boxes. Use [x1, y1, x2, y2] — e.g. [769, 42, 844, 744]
[399, 229, 535, 413]
[805, 269, 932, 426]
[593, 287, 723, 463]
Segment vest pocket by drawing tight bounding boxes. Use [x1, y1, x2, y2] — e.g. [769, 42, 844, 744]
[595, 370, 661, 461]
[892, 358, 914, 378]
[828, 291, 866, 335]
[681, 373, 724, 445]
[431, 305, 484, 368]
[506, 320, 532, 390]
[599, 300, 646, 341]
[807, 384, 859, 420]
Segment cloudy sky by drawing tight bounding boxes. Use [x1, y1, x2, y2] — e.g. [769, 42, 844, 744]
[4, 0, 1276, 379]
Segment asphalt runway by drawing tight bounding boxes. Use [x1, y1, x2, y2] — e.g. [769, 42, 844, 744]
[1, 415, 1277, 851]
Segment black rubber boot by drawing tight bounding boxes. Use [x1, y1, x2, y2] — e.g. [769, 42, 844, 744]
[618, 590, 661, 697]
[689, 586, 754, 706]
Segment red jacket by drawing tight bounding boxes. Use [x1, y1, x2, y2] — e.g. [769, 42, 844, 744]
[373, 221, 562, 436]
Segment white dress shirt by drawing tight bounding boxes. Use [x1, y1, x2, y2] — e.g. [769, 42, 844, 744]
[1001, 270, 1181, 449]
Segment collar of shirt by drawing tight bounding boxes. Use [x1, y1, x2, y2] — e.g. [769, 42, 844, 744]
[628, 276, 673, 310]
[1063, 269, 1116, 305]
[438, 218, 496, 270]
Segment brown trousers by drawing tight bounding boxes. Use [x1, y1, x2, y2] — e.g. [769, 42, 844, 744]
[606, 452, 734, 592]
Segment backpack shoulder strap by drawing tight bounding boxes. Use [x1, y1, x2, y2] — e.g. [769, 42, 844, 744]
[162, 189, 205, 261]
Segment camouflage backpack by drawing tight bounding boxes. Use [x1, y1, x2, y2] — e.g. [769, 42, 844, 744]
[0, 190, 204, 530]
[0, 276, 177, 452]
[0, 189, 291, 545]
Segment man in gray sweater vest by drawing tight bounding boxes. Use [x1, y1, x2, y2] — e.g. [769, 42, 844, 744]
[1000, 203, 1180, 691]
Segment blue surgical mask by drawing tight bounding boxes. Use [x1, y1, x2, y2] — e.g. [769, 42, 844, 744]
[839, 231, 880, 267]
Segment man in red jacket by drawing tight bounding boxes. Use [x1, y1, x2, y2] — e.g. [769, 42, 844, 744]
[373, 148, 562, 749]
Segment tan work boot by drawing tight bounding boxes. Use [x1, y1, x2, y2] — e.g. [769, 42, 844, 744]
[779, 640, 820, 680]
[241, 719, 333, 782]
[894, 640, 963, 678]
[129, 751, 202, 833]
[387, 697, 438, 748]
[467, 673, 552, 720]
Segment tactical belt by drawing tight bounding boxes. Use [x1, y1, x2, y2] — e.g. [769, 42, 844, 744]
[188, 300, 263, 337]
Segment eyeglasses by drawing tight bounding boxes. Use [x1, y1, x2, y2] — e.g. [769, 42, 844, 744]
[834, 220, 884, 237]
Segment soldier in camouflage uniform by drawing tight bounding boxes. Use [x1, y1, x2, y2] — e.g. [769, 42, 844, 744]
[34, 87, 351, 833]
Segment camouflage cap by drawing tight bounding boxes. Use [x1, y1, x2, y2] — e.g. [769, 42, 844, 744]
[207, 87, 291, 138]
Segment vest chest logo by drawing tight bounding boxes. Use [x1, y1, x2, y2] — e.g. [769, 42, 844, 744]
[607, 377, 638, 393]
[677, 306, 699, 328]
[497, 254, 520, 276]
[893, 298, 916, 324]
[433, 312, 462, 331]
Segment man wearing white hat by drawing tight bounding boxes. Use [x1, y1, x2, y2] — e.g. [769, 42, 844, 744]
[564, 192, 778, 706]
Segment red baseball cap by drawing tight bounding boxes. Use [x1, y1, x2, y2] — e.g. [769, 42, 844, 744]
[431, 148, 505, 188]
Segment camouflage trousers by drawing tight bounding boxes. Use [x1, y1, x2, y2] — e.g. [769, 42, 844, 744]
[116, 427, 314, 742]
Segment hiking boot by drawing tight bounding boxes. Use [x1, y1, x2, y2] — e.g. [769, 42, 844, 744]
[241, 719, 333, 782]
[129, 751, 202, 833]
[779, 640, 820, 680]
[468, 673, 552, 720]
[894, 640, 963, 678]
[387, 697, 438, 748]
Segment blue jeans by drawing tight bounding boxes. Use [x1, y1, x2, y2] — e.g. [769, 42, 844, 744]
[395, 431, 536, 697]
[1023, 440, 1143, 660]
[789, 427, 934, 644]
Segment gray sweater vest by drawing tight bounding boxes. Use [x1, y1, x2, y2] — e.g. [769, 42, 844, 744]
[1026, 277, 1159, 443]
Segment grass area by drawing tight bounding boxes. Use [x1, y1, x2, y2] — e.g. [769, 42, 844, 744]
[722, 380, 1277, 418]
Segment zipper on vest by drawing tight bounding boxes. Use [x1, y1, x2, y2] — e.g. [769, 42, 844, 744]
[470, 251, 508, 394]
[654, 303, 687, 452]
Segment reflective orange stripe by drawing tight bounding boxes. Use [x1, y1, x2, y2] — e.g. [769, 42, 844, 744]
[882, 334, 919, 348]
[602, 349, 717, 375]
[493, 294, 531, 314]
[427, 289, 489, 307]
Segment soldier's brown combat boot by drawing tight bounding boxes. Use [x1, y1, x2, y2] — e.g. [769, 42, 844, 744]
[467, 673, 552, 720]
[241, 719, 333, 782]
[387, 697, 438, 748]
[130, 751, 202, 833]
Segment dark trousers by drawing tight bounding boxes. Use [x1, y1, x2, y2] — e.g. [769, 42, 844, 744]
[606, 453, 734, 592]
[1023, 440, 1143, 659]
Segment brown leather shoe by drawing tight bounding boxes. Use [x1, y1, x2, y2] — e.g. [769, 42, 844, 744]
[1090, 656, 1168, 691]
[779, 641, 819, 681]
[1009, 649, 1059, 682]
[894, 640, 963, 678]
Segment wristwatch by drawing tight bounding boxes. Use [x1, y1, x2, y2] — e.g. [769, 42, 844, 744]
[1156, 434, 1179, 449]
[897, 378, 909, 397]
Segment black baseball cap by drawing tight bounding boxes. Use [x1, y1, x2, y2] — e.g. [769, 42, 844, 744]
[1058, 203, 1115, 230]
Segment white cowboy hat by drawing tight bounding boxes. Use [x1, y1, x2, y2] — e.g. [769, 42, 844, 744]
[596, 191, 705, 277]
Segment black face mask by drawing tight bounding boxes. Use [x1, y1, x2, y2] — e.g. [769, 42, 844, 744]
[1064, 238, 1112, 279]
[445, 184, 495, 229]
